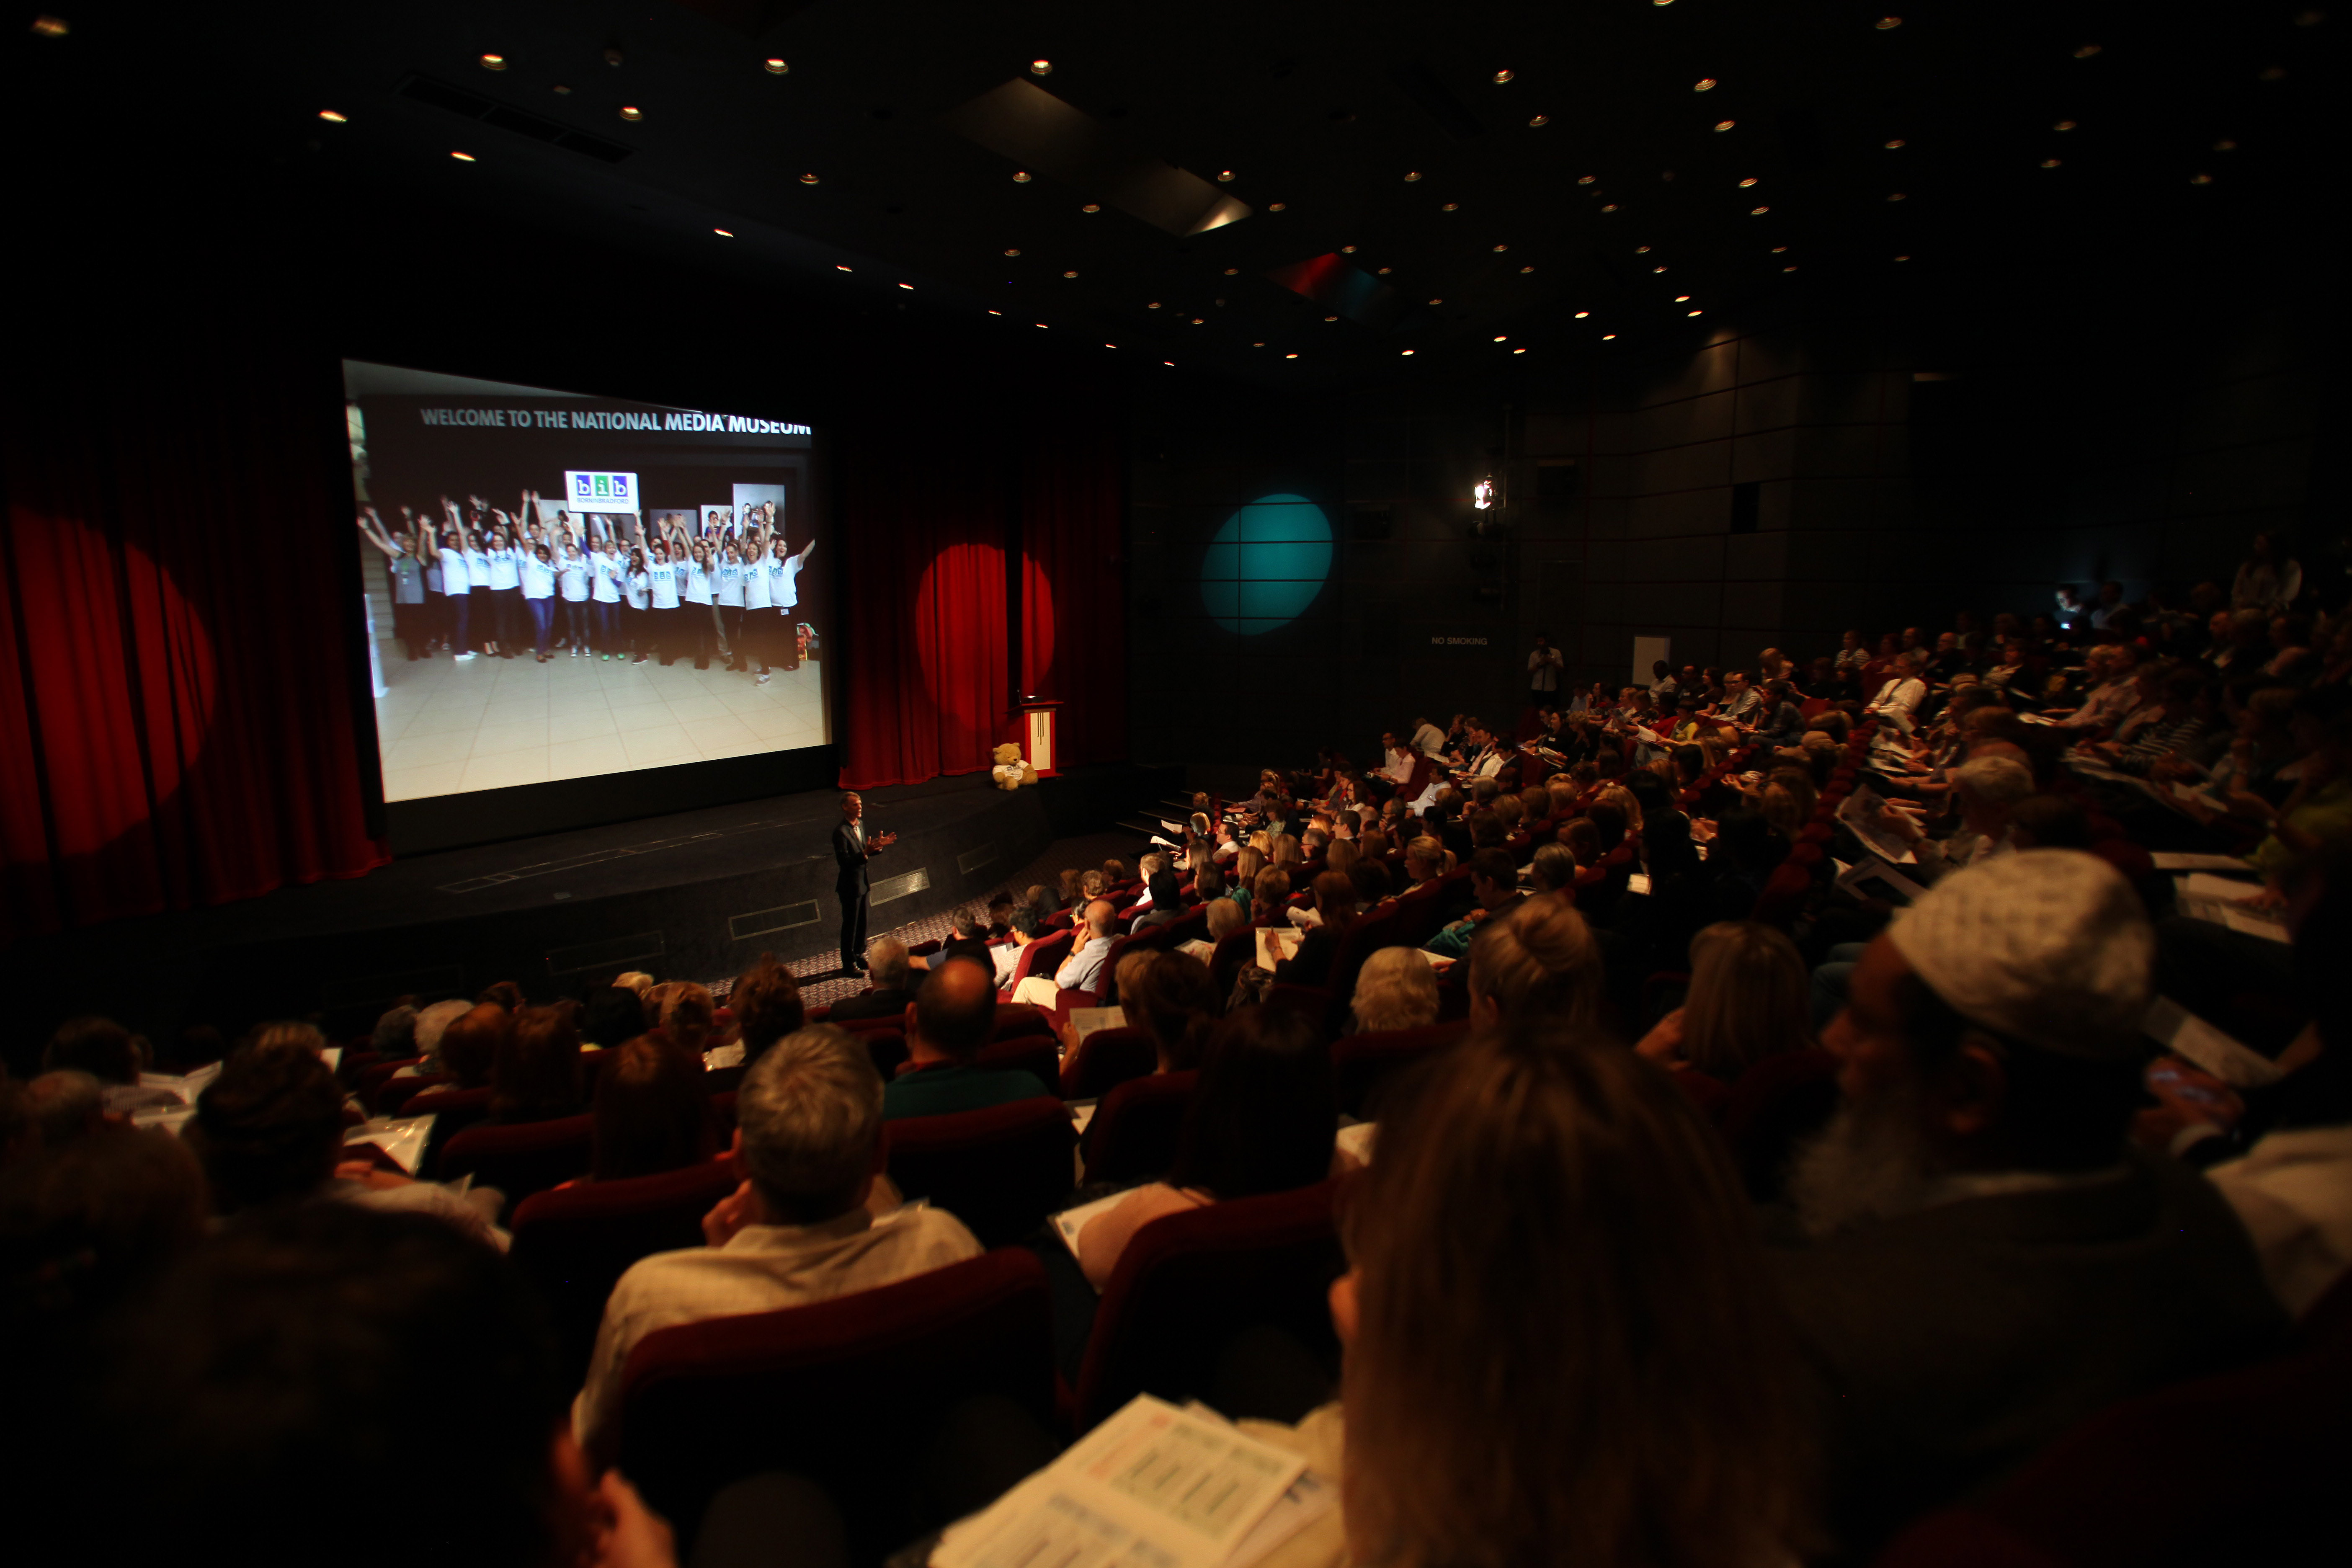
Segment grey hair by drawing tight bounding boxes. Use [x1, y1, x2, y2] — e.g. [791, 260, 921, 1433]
[1529, 843, 1579, 895]
[1955, 755, 2034, 807]
[866, 936, 912, 990]
[736, 1026, 884, 1221]
[371, 1005, 418, 1057]
[413, 999, 472, 1062]
[1351, 947, 1441, 1035]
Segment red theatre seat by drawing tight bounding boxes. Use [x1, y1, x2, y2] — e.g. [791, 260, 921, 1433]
[612, 1248, 1056, 1564]
[438, 1113, 593, 1220]
[885, 1097, 1076, 1247]
[1872, 1271, 2352, 1568]
[1060, 1025, 1157, 1101]
[999, 930, 1075, 1001]
[1082, 1070, 1197, 1186]
[973, 1034, 1059, 1097]
[1331, 1020, 1470, 1119]
[1073, 1179, 1348, 1434]
[509, 1156, 742, 1387]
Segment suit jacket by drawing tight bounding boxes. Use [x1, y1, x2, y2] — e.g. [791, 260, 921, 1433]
[832, 819, 877, 894]
[931, 936, 994, 974]
[825, 985, 915, 1023]
[1772, 1147, 2286, 1560]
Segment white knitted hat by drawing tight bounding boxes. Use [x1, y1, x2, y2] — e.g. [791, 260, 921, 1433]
[1887, 848, 2152, 1059]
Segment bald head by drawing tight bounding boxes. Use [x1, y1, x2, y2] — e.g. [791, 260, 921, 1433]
[1084, 898, 1117, 937]
[912, 956, 997, 1063]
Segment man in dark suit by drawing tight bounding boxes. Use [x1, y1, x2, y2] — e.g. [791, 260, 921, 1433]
[831, 792, 893, 977]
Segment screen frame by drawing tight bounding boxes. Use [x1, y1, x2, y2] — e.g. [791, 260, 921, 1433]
[337, 360, 838, 857]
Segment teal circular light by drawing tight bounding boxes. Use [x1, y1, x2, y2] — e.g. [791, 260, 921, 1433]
[1200, 493, 1333, 634]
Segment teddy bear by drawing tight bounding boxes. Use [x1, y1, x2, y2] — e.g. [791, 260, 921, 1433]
[990, 742, 1039, 790]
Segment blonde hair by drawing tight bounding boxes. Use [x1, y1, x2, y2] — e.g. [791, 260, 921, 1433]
[1466, 896, 1605, 1032]
[1324, 839, 1360, 878]
[1271, 833, 1303, 869]
[1248, 830, 1273, 855]
[1351, 947, 1441, 1034]
[659, 981, 717, 1057]
[1234, 847, 1267, 887]
[1205, 898, 1245, 941]
[1679, 922, 1812, 1081]
[1403, 836, 1446, 877]
[1341, 1027, 1810, 1568]
[1595, 784, 1642, 833]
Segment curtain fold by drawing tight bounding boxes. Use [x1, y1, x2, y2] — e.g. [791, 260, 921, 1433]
[1018, 395, 1128, 771]
[0, 327, 390, 946]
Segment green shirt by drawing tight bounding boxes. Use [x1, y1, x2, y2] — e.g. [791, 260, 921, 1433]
[881, 1063, 1046, 1121]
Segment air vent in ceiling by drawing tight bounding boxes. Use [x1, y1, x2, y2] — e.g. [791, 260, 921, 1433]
[395, 74, 636, 164]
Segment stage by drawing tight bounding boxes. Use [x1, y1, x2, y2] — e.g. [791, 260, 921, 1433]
[8, 763, 1174, 1066]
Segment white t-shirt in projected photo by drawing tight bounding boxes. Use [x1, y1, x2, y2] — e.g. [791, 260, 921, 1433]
[520, 557, 555, 599]
[647, 561, 680, 609]
[743, 557, 772, 611]
[486, 547, 521, 591]
[464, 549, 492, 589]
[683, 562, 712, 604]
[769, 554, 802, 611]
[559, 554, 589, 601]
[590, 552, 621, 603]
[624, 571, 650, 611]
[437, 547, 467, 593]
[714, 560, 745, 607]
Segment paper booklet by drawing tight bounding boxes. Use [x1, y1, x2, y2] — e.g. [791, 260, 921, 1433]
[1048, 1188, 1134, 1278]
[2178, 870, 2264, 903]
[2144, 996, 2284, 1088]
[138, 1060, 222, 1103]
[1837, 855, 1928, 906]
[2151, 852, 2257, 872]
[931, 1394, 1313, 1568]
[1334, 1122, 1376, 1166]
[2173, 875, 2290, 946]
[1070, 1007, 1128, 1043]
[343, 1114, 436, 1176]
[1834, 782, 1920, 866]
[1255, 928, 1302, 972]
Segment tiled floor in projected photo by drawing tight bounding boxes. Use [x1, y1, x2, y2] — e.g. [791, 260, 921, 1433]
[369, 641, 828, 801]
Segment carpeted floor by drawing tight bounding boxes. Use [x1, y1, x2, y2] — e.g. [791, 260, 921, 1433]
[712, 827, 1161, 1007]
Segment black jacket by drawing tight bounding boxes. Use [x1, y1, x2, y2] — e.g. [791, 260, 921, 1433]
[833, 819, 878, 894]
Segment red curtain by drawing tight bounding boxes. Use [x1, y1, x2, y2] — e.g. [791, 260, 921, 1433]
[0, 329, 389, 946]
[833, 423, 1014, 789]
[1019, 395, 1128, 770]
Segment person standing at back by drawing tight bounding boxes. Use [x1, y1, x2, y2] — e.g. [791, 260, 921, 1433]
[1527, 633, 1563, 705]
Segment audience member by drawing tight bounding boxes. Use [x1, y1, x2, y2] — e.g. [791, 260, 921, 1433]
[587, 1037, 714, 1183]
[728, 954, 806, 1067]
[1638, 921, 1813, 1084]
[1010, 900, 1116, 1006]
[882, 959, 1039, 1118]
[1348, 947, 1440, 1035]
[1465, 887, 1607, 1032]
[573, 1026, 981, 1451]
[826, 938, 918, 1021]
[488, 1004, 585, 1123]
[1122, 950, 1222, 1072]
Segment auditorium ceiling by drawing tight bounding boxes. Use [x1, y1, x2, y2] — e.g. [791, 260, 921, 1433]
[15, 1, 2337, 387]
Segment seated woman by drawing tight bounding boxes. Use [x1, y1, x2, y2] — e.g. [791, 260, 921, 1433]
[486, 1003, 584, 1124]
[585, 1037, 714, 1183]
[1075, 1006, 1336, 1289]
[1249, 866, 1295, 928]
[1636, 920, 1815, 1091]
[1237, 1023, 1808, 1568]
[1348, 946, 1440, 1035]
[1123, 949, 1222, 1071]
[1274, 872, 1360, 987]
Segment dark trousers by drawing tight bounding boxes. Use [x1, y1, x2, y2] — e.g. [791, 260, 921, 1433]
[491, 586, 522, 650]
[682, 601, 713, 666]
[450, 591, 473, 652]
[591, 600, 618, 652]
[622, 603, 649, 655]
[720, 604, 745, 665]
[529, 596, 554, 655]
[839, 884, 868, 969]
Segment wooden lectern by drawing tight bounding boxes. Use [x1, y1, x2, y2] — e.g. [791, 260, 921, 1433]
[1019, 700, 1063, 778]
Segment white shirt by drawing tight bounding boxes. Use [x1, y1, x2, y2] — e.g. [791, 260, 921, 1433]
[1527, 647, 1563, 691]
[435, 547, 467, 594]
[714, 560, 746, 607]
[1867, 675, 1926, 720]
[647, 560, 680, 609]
[485, 547, 521, 590]
[2208, 1126, 2352, 1319]
[463, 548, 492, 589]
[1057, 932, 1113, 993]
[1411, 722, 1446, 757]
[589, 551, 621, 604]
[744, 557, 773, 611]
[769, 554, 804, 611]
[623, 570, 650, 611]
[683, 562, 713, 605]
[559, 554, 590, 601]
[520, 557, 556, 598]
[571, 1204, 980, 1452]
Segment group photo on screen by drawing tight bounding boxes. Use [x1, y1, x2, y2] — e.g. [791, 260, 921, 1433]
[343, 362, 827, 805]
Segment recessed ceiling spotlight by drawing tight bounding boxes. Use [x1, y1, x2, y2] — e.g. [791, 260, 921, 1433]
[1035, 322, 1048, 328]
[1004, 248, 1021, 256]
[1750, 205, 1769, 214]
[1030, 59, 1052, 75]
[1675, 294, 1690, 302]
[1269, 201, 1287, 210]
[1081, 203, 1100, 213]
[1191, 317, 1204, 324]
[1341, 245, 1357, 253]
[1063, 270, 1079, 278]
[1520, 265, 1534, 273]
[31, 15, 67, 35]
[1514, 347, 1527, 354]
[713, 227, 733, 237]
[1635, 245, 1651, 253]
[764, 58, 788, 73]
[2073, 44, 2101, 58]
[2054, 120, 2078, 131]
[2040, 159, 2060, 168]
[1602, 333, 1617, 339]
[451, 150, 477, 162]
[553, 84, 571, 94]
[1148, 301, 1161, 308]
[1771, 245, 1787, 253]
[1325, 315, 1338, 321]
[1253, 341, 1264, 347]
[1578, 174, 1596, 184]
[1377, 266, 1392, 273]
[1493, 69, 1515, 84]
[836, 264, 851, 271]
[800, 172, 819, 183]
[1893, 254, 1911, 262]
[1714, 119, 1736, 132]
[2214, 138, 2237, 151]
[1012, 170, 1032, 183]
[1107, 343, 1118, 349]
[1885, 138, 1907, 149]
[1493, 335, 1508, 342]
[1652, 265, 1667, 273]
[2190, 172, 2214, 185]
[900, 283, 915, 290]
[1163, 361, 1175, 366]
[1687, 309, 1702, 316]
[1888, 191, 1906, 199]
[1529, 114, 1549, 127]
[1223, 267, 1239, 275]
[1217, 170, 1235, 182]
[319, 109, 348, 123]
[480, 53, 507, 70]
[988, 309, 1002, 316]
[1601, 203, 1619, 212]
[1575, 310, 1590, 318]
[619, 106, 643, 121]
[1429, 297, 1444, 305]
[1875, 15, 1902, 28]
[1783, 265, 1798, 272]
[1286, 353, 1299, 358]
[1404, 170, 1422, 181]
[1400, 349, 1415, 356]
[1694, 77, 1718, 91]
[1738, 177, 1758, 187]
[1442, 201, 1460, 211]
